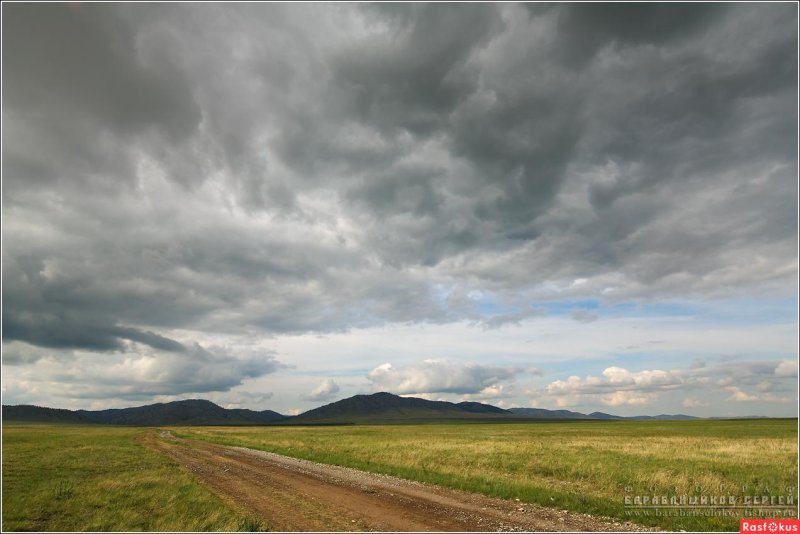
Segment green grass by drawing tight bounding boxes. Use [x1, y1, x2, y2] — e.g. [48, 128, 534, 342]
[174, 419, 798, 531]
[1, 424, 261, 531]
[3, 420, 795, 531]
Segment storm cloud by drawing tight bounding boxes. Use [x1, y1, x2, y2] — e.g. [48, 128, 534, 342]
[2, 3, 797, 408]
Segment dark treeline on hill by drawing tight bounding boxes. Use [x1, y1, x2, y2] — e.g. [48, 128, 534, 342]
[2, 392, 719, 426]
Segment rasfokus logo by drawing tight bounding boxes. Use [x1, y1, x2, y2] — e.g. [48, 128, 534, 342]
[740, 520, 800, 533]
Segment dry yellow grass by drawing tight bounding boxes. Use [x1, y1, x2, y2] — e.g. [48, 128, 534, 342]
[176, 418, 798, 531]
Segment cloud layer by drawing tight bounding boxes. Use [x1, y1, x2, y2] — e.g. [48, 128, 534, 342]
[4, 341, 286, 401]
[2, 4, 797, 409]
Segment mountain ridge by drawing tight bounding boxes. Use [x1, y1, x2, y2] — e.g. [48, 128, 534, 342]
[2, 399, 285, 426]
[2, 393, 761, 425]
[291, 392, 511, 423]
[508, 408, 699, 420]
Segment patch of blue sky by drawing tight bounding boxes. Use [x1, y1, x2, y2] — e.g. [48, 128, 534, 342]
[434, 280, 795, 326]
[482, 296, 797, 323]
[535, 299, 601, 314]
[472, 296, 700, 320]
[600, 351, 724, 370]
[601, 301, 698, 318]
[534, 358, 614, 379]
[686, 296, 797, 325]
[284, 367, 374, 377]
[476, 299, 519, 315]
[473, 296, 599, 317]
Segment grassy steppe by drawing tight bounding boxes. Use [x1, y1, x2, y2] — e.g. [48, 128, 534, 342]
[1, 424, 260, 531]
[175, 419, 798, 531]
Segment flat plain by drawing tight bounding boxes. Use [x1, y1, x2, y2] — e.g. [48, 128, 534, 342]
[2, 419, 797, 532]
[174, 419, 798, 531]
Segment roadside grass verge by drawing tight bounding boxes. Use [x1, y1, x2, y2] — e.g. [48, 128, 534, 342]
[2, 423, 261, 531]
[173, 418, 798, 532]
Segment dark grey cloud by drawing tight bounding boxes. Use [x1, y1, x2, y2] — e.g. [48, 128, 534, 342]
[2, 3, 200, 194]
[3, 312, 185, 353]
[2, 4, 197, 135]
[2, 4, 797, 401]
[5, 343, 287, 401]
[477, 307, 547, 329]
[330, 3, 503, 135]
[554, 3, 728, 65]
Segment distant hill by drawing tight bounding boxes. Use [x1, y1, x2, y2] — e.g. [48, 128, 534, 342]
[588, 411, 626, 420]
[628, 414, 699, 421]
[455, 401, 509, 414]
[509, 407, 591, 419]
[292, 395, 702, 423]
[0, 395, 727, 426]
[509, 409, 698, 421]
[709, 415, 770, 420]
[3, 399, 285, 426]
[292, 392, 513, 423]
[2, 404, 91, 424]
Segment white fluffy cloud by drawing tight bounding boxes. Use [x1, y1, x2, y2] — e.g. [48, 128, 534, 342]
[602, 391, 657, 407]
[540, 360, 797, 408]
[302, 378, 341, 402]
[725, 386, 793, 403]
[546, 367, 683, 397]
[774, 360, 798, 378]
[725, 386, 759, 402]
[367, 360, 530, 395]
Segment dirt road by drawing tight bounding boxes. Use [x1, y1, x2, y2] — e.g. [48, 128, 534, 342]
[144, 431, 652, 532]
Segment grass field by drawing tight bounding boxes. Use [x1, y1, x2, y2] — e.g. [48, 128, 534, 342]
[174, 419, 798, 531]
[1, 424, 262, 531]
[2, 420, 796, 532]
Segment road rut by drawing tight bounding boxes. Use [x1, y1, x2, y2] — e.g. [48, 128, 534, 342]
[143, 431, 652, 532]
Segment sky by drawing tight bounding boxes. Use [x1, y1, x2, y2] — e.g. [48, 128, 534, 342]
[1, 3, 798, 417]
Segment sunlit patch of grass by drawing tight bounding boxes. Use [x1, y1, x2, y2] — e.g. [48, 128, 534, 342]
[174, 418, 798, 532]
[237, 515, 266, 532]
[52, 480, 74, 500]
